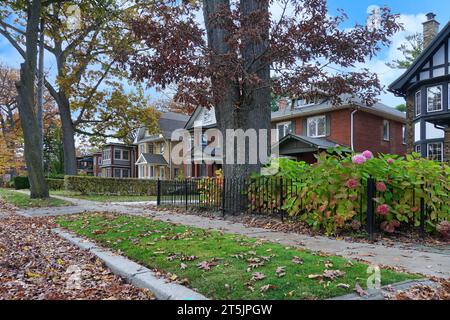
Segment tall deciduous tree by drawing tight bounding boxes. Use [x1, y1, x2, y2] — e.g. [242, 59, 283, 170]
[0, 1, 157, 175]
[121, 0, 402, 179]
[387, 33, 423, 69]
[15, 0, 48, 198]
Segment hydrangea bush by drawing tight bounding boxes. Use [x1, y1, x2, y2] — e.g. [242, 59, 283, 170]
[259, 149, 449, 236]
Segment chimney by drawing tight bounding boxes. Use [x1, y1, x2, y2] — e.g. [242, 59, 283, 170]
[277, 98, 289, 111]
[423, 12, 440, 49]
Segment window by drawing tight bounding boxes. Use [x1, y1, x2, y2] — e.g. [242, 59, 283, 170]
[199, 164, 206, 177]
[402, 125, 406, 144]
[114, 168, 121, 177]
[415, 144, 421, 155]
[114, 150, 121, 159]
[148, 166, 154, 178]
[307, 116, 326, 138]
[122, 169, 129, 178]
[139, 143, 145, 153]
[277, 122, 293, 140]
[383, 120, 390, 141]
[148, 143, 154, 154]
[174, 168, 179, 178]
[185, 164, 191, 177]
[159, 167, 165, 179]
[102, 150, 110, 160]
[427, 142, 443, 162]
[139, 165, 145, 178]
[427, 85, 443, 112]
[415, 91, 421, 116]
[293, 97, 319, 108]
[122, 150, 129, 160]
[160, 143, 165, 154]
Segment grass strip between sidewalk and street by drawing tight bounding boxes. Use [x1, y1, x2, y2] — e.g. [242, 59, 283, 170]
[56, 212, 420, 300]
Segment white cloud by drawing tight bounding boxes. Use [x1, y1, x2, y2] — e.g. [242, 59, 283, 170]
[364, 11, 427, 106]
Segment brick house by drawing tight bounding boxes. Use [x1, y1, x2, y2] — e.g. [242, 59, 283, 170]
[100, 143, 138, 178]
[389, 13, 450, 162]
[134, 112, 189, 180]
[92, 151, 102, 176]
[272, 98, 407, 162]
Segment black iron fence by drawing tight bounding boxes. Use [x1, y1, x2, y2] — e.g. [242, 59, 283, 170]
[156, 176, 449, 239]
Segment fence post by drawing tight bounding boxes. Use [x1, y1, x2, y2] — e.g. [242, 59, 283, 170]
[157, 179, 161, 206]
[280, 177, 284, 222]
[221, 178, 226, 217]
[366, 176, 376, 241]
[420, 196, 425, 239]
[184, 179, 188, 210]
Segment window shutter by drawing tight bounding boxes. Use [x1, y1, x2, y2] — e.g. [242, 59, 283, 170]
[325, 115, 331, 136]
[302, 119, 307, 136]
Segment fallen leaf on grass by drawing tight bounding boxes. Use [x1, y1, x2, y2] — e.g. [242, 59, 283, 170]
[251, 272, 266, 281]
[292, 256, 303, 265]
[197, 261, 218, 271]
[260, 284, 275, 293]
[180, 263, 188, 270]
[276, 266, 286, 278]
[337, 283, 350, 289]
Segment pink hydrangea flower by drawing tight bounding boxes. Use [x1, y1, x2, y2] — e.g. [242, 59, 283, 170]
[376, 182, 387, 192]
[362, 150, 373, 159]
[352, 154, 366, 165]
[346, 178, 359, 189]
[376, 204, 390, 216]
[387, 158, 395, 164]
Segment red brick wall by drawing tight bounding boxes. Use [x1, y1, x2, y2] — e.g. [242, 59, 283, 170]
[329, 109, 352, 147]
[353, 112, 406, 156]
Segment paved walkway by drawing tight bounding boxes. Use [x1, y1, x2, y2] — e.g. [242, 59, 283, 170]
[16, 192, 450, 279]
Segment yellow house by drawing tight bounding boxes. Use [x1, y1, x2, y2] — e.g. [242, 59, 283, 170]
[134, 112, 189, 180]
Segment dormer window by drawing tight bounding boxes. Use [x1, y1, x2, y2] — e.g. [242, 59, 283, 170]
[293, 97, 319, 109]
[427, 85, 443, 112]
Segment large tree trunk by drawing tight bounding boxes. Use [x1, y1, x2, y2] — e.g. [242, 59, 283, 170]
[203, 0, 271, 213]
[16, 0, 49, 198]
[59, 94, 77, 175]
[203, 0, 271, 180]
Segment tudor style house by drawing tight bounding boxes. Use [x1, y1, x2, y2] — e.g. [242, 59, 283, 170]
[134, 112, 189, 180]
[389, 13, 450, 162]
[272, 97, 407, 162]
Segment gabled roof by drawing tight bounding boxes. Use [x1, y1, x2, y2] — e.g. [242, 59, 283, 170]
[272, 97, 405, 123]
[135, 112, 189, 143]
[274, 133, 344, 151]
[184, 106, 217, 130]
[389, 21, 450, 95]
[136, 153, 168, 165]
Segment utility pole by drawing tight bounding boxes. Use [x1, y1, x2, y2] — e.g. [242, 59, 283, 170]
[37, 18, 44, 169]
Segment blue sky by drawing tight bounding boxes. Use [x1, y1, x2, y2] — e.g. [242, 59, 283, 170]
[1, 1, 449, 108]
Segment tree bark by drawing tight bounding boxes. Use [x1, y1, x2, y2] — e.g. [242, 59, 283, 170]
[203, 0, 271, 180]
[15, 0, 49, 198]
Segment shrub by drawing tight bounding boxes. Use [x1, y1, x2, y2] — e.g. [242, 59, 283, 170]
[46, 178, 65, 190]
[437, 221, 450, 240]
[255, 151, 449, 235]
[14, 176, 30, 190]
[64, 175, 157, 195]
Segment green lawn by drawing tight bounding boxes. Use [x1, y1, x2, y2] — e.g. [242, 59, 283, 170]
[0, 188, 72, 208]
[50, 190, 156, 202]
[56, 212, 419, 300]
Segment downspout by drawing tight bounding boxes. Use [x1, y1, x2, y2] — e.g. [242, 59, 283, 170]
[350, 108, 358, 151]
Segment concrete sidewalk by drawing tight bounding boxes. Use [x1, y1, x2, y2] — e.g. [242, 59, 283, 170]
[15, 191, 450, 279]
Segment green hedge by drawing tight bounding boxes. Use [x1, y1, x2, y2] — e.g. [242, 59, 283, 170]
[46, 178, 65, 190]
[14, 176, 30, 190]
[64, 176, 157, 195]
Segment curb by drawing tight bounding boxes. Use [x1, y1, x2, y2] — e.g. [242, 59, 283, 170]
[328, 279, 437, 300]
[52, 228, 208, 301]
